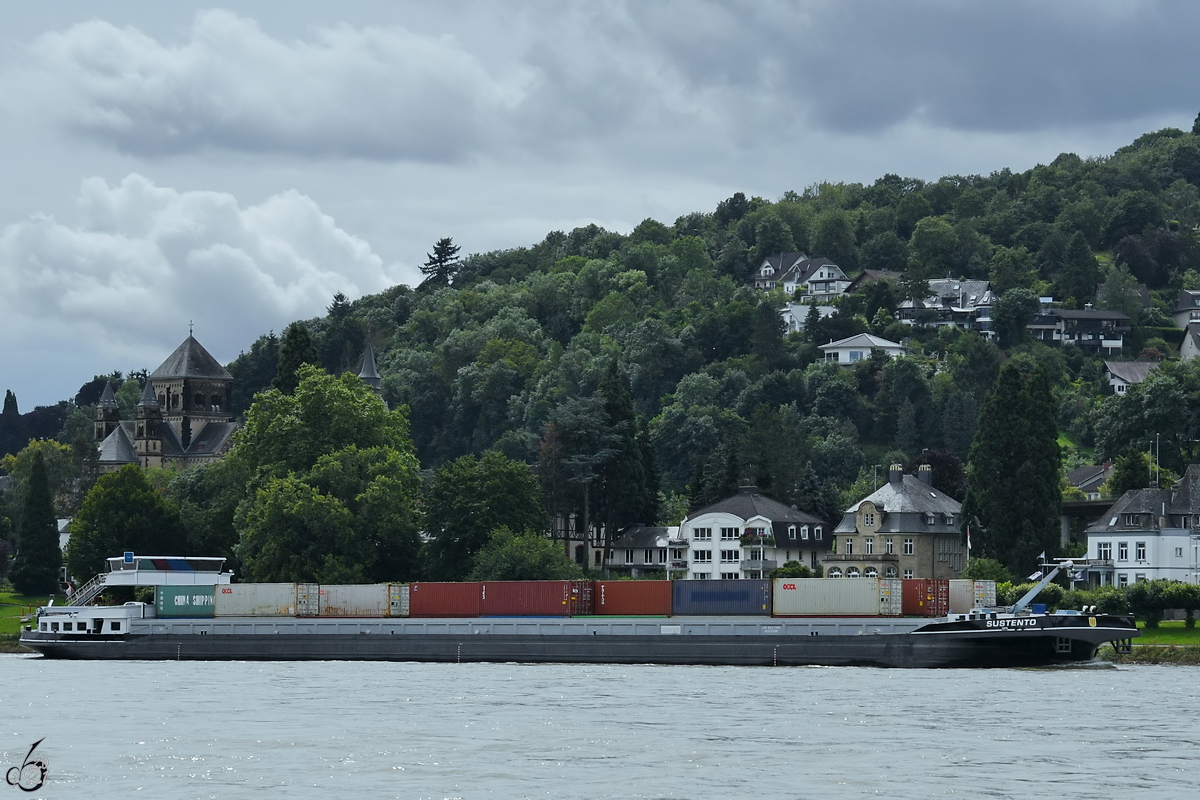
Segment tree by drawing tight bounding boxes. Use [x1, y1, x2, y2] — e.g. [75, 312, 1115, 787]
[9, 450, 62, 594]
[768, 561, 813, 579]
[420, 237, 462, 287]
[991, 288, 1039, 349]
[423, 451, 547, 580]
[1055, 231, 1100, 304]
[1106, 452, 1152, 497]
[66, 465, 186, 579]
[466, 526, 583, 580]
[961, 365, 1062, 577]
[960, 557, 1012, 583]
[273, 323, 321, 395]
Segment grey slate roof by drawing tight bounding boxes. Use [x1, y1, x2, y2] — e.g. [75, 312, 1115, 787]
[611, 525, 676, 550]
[1085, 464, 1200, 533]
[1105, 360, 1158, 385]
[689, 487, 824, 527]
[97, 423, 137, 465]
[150, 335, 233, 380]
[98, 381, 118, 408]
[846, 475, 961, 516]
[819, 333, 904, 351]
[186, 422, 239, 456]
[1048, 308, 1131, 321]
[1067, 464, 1111, 494]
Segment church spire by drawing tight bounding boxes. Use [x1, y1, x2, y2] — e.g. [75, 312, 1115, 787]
[358, 343, 382, 397]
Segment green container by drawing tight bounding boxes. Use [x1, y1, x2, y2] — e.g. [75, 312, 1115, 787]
[156, 585, 215, 618]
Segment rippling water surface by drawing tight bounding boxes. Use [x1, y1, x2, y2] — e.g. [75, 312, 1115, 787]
[2, 654, 1197, 799]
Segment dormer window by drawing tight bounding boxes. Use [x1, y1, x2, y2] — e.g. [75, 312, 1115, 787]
[800, 525, 809, 540]
[1123, 514, 1140, 527]
[788, 525, 797, 540]
[943, 513, 954, 525]
[925, 513, 936, 525]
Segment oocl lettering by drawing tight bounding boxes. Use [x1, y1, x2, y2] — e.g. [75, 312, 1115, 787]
[781, 583, 797, 591]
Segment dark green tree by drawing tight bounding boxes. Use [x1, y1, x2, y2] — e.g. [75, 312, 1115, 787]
[961, 365, 1062, 577]
[466, 526, 583, 580]
[1107, 451, 1152, 496]
[272, 323, 321, 395]
[10, 450, 63, 594]
[751, 299, 787, 371]
[595, 361, 649, 554]
[1055, 231, 1100, 304]
[420, 237, 462, 287]
[991, 288, 1039, 349]
[423, 451, 547, 580]
[66, 465, 186, 579]
[960, 557, 1013, 583]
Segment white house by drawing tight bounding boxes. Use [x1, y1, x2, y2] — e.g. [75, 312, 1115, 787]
[753, 253, 849, 301]
[780, 303, 836, 334]
[679, 487, 831, 579]
[818, 333, 905, 365]
[1083, 465, 1200, 586]
[1104, 361, 1158, 395]
[1181, 322, 1200, 362]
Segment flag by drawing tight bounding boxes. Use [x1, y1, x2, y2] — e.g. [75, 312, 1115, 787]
[1027, 570, 1043, 581]
[966, 527, 972, 551]
[1037, 551, 1046, 563]
[1072, 570, 1086, 581]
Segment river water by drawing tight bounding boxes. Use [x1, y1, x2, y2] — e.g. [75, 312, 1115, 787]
[1, 655, 1196, 799]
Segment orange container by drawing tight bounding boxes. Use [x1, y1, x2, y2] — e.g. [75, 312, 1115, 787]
[593, 581, 672, 615]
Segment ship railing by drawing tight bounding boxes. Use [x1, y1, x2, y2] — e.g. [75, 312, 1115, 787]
[66, 573, 107, 607]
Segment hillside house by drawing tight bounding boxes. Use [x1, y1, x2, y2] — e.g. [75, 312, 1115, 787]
[819, 333, 905, 365]
[1104, 361, 1159, 395]
[753, 253, 849, 301]
[895, 279, 995, 336]
[1026, 307, 1131, 353]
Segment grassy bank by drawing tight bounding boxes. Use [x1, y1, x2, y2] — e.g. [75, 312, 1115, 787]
[0, 592, 47, 651]
[1099, 621, 1200, 664]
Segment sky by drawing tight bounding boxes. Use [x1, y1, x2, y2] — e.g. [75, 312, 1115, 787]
[2, 0, 1199, 409]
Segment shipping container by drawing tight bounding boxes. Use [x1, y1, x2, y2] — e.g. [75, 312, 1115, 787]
[155, 585, 214, 618]
[771, 578, 880, 616]
[214, 583, 297, 617]
[297, 583, 319, 617]
[878, 578, 903, 616]
[480, 580, 594, 616]
[408, 582, 482, 617]
[901, 579, 949, 617]
[593, 581, 672, 616]
[318, 584, 390, 617]
[949, 580, 997, 613]
[388, 584, 410, 617]
[673, 580, 770, 616]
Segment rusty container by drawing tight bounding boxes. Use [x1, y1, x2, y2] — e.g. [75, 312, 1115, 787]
[902, 579, 949, 617]
[408, 582, 482, 617]
[593, 581, 672, 615]
[479, 580, 594, 616]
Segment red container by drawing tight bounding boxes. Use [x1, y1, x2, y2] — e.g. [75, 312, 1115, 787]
[901, 579, 949, 617]
[479, 581, 594, 616]
[594, 581, 672, 616]
[408, 582, 482, 617]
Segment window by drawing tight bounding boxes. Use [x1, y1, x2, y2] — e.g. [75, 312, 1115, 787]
[1176, 547, 1185, 558]
[659, 549, 668, 563]
[111, 621, 121, 632]
[864, 512, 875, 527]
[1124, 514, 1140, 527]
[864, 567, 878, 578]
[815, 527, 823, 540]
[1135, 573, 1147, 583]
[670, 548, 686, 562]
[943, 514, 954, 525]
[50, 622, 59, 632]
[828, 568, 843, 578]
[692, 572, 711, 580]
[693, 550, 712, 563]
[847, 567, 861, 578]
[720, 550, 740, 563]
[1117, 573, 1129, 587]
[747, 548, 763, 561]
[885, 538, 894, 555]
[1118, 542, 1128, 561]
[924, 513, 936, 525]
[625, 549, 634, 564]
[721, 572, 740, 580]
[720, 527, 739, 540]
[1136, 542, 1146, 561]
[903, 570, 914, 579]
[800, 525, 809, 540]
[849, 350, 865, 362]
[693, 527, 712, 541]
[885, 567, 898, 578]
[788, 525, 797, 540]
[864, 538, 874, 555]
[1097, 542, 1112, 560]
[903, 538, 915, 556]
[844, 538, 854, 555]
[644, 549, 655, 563]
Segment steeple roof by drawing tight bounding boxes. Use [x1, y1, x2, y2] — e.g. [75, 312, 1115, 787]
[150, 335, 233, 381]
[138, 380, 158, 407]
[98, 381, 118, 408]
[358, 343, 382, 394]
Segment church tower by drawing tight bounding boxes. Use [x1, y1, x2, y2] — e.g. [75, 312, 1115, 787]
[149, 333, 234, 449]
[94, 381, 121, 442]
[134, 380, 163, 468]
[358, 343, 383, 399]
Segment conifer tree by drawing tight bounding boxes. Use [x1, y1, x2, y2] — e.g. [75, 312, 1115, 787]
[273, 323, 321, 395]
[9, 450, 61, 595]
[962, 364, 1061, 576]
[420, 238, 461, 287]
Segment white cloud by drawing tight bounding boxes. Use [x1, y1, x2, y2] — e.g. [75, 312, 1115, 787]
[0, 174, 397, 385]
[23, 9, 525, 160]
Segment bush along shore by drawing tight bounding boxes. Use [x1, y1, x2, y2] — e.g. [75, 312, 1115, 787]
[1100, 643, 1200, 666]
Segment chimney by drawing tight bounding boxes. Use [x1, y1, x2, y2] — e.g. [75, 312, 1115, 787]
[917, 464, 933, 485]
[889, 464, 903, 485]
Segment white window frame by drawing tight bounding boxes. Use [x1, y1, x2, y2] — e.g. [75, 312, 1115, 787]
[1136, 542, 1146, 562]
[865, 537, 874, 555]
[903, 538, 915, 556]
[693, 527, 712, 541]
[885, 538, 894, 555]
[693, 550, 712, 563]
[720, 527, 739, 541]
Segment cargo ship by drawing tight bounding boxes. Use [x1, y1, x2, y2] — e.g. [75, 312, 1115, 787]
[19, 556, 1138, 668]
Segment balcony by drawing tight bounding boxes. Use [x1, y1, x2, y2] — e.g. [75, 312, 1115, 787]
[740, 559, 778, 572]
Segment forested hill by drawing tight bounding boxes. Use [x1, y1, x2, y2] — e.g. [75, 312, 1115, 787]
[164, 121, 1200, 524]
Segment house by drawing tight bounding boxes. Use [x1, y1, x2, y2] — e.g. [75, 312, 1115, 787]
[679, 486, 831, 580]
[818, 333, 905, 365]
[830, 464, 964, 580]
[1181, 322, 1200, 362]
[1082, 464, 1200, 586]
[604, 524, 684, 577]
[1026, 306, 1131, 353]
[95, 334, 240, 473]
[1066, 463, 1113, 501]
[753, 253, 849, 301]
[1104, 361, 1159, 395]
[895, 279, 995, 336]
[780, 303, 835, 334]
[1171, 289, 1200, 329]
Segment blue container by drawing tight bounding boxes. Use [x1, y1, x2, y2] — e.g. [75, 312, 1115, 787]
[671, 580, 770, 616]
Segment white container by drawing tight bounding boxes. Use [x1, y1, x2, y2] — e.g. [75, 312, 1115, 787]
[772, 577, 881, 616]
[214, 583, 297, 617]
[878, 578, 903, 617]
[388, 584, 410, 617]
[318, 584, 390, 617]
[949, 580, 997, 613]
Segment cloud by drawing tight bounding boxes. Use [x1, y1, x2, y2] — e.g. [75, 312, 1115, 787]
[24, 9, 525, 160]
[0, 174, 397, 376]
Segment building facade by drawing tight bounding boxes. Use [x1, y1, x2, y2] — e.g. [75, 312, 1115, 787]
[830, 465, 964, 580]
